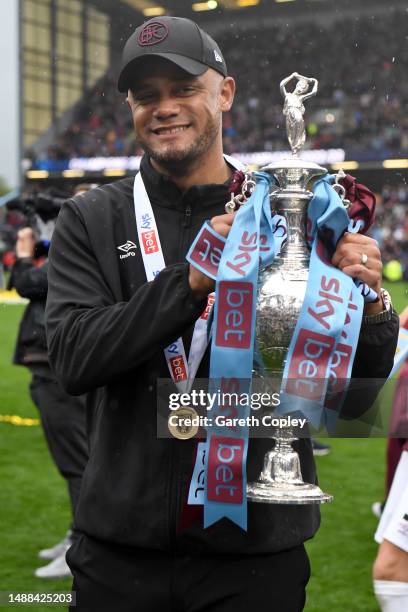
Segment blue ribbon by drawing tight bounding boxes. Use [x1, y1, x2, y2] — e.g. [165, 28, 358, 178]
[204, 174, 274, 529]
[278, 177, 364, 426]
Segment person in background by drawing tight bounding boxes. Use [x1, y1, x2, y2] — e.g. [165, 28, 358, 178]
[373, 445, 408, 611]
[373, 306, 408, 518]
[373, 306, 408, 611]
[311, 439, 331, 456]
[8, 189, 94, 578]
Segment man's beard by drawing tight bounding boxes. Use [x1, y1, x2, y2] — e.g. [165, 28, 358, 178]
[139, 115, 220, 176]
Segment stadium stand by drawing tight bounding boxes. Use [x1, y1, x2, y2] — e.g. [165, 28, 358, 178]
[26, 9, 408, 162]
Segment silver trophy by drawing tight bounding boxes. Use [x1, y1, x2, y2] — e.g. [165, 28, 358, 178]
[247, 73, 333, 504]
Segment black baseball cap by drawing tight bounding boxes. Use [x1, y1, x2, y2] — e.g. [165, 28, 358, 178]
[118, 16, 227, 92]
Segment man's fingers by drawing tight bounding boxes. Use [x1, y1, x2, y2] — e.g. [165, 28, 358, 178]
[338, 232, 376, 245]
[212, 223, 233, 238]
[335, 251, 382, 277]
[332, 236, 380, 268]
[340, 264, 381, 290]
[332, 247, 381, 269]
[211, 212, 235, 226]
[332, 233, 379, 264]
[210, 212, 236, 238]
[333, 230, 383, 294]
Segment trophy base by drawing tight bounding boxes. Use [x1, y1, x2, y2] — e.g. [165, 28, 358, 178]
[247, 435, 334, 505]
[247, 480, 333, 505]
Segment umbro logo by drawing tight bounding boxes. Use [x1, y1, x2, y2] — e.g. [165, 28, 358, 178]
[118, 240, 137, 252]
[117, 240, 137, 259]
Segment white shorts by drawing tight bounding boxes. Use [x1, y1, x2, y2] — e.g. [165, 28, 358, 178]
[375, 450, 408, 552]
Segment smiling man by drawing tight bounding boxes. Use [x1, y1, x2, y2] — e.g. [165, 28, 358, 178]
[46, 16, 398, 612]
[126, 63, 233, 181]
[120, 17, 234, 190]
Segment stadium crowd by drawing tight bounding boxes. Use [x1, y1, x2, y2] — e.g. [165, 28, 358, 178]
[28, 9, 408, 163]
[13, 9, 408, 279]
[372, 183, 408, 281]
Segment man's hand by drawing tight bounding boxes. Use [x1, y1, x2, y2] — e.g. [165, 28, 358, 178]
[189, 212, 235, 299]
[16, 227, 35, 259]
[331, 232, 383, 314]
[208, 212, 236, 240]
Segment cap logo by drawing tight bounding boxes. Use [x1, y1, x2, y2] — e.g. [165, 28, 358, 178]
[138, 21, 169, 46]
[214, 50, 223, 63]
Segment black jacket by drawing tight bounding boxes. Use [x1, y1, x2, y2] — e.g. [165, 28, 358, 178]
[46, 156, 399, 554]
[10, 258, 50, 370]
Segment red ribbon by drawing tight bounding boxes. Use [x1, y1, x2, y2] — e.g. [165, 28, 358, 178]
[339, 173, 376, 233]
[228, 170, 246, 195]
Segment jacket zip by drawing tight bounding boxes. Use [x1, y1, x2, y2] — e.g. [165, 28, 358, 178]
[183, 204, 192, 228]
[168, 203, 194, 550]
[167, 441, 175, 549]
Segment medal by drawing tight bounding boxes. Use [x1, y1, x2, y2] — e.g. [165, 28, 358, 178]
[168, 406, 199, 440]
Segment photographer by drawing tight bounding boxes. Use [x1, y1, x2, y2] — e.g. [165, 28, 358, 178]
[9, 195, 88, 579]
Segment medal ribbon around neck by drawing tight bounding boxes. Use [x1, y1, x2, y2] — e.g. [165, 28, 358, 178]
[133, 171, 207, 392]
[132, 155, 246, 393]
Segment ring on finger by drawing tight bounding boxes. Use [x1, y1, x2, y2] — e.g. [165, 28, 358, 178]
[360, 252, 368, 266]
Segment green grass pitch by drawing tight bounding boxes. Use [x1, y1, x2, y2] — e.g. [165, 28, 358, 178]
[0, 281, 407, 611]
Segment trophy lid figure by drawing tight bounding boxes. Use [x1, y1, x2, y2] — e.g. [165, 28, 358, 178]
[280, 73, 318, 156]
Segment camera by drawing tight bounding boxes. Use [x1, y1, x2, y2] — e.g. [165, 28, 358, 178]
[6, 188, 69, 256]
